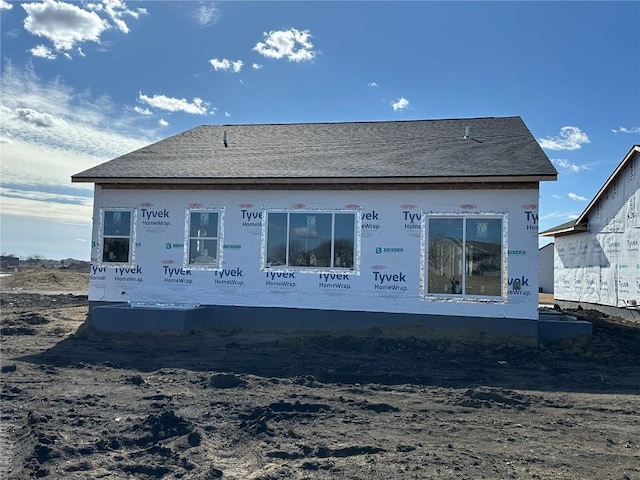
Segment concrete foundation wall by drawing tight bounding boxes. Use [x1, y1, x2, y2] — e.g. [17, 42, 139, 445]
[89, 301, 592, 344]
[555, 300, 640, 322]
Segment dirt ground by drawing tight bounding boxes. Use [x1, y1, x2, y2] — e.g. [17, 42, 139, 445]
[1, 269, 639, 479]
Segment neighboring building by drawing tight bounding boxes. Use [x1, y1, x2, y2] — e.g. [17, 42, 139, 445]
[541, 145, 640, 320]
[72, 116, 562, 336]
[538, 242, 554, 294]
[0, 255, 20, 269]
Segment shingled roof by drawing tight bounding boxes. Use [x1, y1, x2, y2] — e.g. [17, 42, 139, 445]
[72, 116, 557, 186]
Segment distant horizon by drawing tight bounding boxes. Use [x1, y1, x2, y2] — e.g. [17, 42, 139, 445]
[0, 253, 90, 262]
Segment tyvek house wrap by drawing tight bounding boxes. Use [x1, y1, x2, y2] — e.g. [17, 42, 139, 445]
[554, 158, 640, 308]
[88, 187, 542, 320]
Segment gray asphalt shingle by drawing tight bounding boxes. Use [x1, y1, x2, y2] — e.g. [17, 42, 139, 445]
[72, 116, 557, 183]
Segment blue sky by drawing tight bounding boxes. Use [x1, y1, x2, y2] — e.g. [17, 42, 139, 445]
[1, 0, 638, 261]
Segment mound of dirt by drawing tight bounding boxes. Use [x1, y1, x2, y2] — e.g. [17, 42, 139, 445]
[0, 269, 88, 294]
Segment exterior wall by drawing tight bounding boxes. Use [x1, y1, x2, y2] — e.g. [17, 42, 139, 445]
[88, 187, 542, 320]
[538, 243, 554, 293]
[554, 155, 639, 308]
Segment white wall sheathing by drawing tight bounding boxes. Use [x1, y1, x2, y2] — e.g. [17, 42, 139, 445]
[89, 188, 542, 320]
[538, 243, 554, 293]
[554, 156, 640, 309]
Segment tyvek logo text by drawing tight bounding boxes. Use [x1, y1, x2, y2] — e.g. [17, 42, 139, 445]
[525, 211, 538, 231]
[115, 266, 144, 283]
[241, 210, 262, 227]
[318, 273, 351, 290]
[403, 211, 421, 230]
[141, 208, 171, 227]
[90, 265, 106, 281]
[508, 275, 531, 296]
[265, 271, 296, 288]
[213, 267, 244, 286]
[361, 210, 380, 230]
[163, 265, 192, 284]
[373, 271, 408, 292]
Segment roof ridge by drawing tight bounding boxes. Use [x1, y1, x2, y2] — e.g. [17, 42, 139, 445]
[202, 116, 522, 128]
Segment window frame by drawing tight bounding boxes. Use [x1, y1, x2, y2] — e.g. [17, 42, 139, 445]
[184, 208, 224, 270]
[262, 209, 360, 273]
[98, 207, 136, 267]
[421, 212, 508, 301]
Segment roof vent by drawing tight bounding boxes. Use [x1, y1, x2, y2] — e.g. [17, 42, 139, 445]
[223, 130, 228, 148]
[463, 126, 483, 143]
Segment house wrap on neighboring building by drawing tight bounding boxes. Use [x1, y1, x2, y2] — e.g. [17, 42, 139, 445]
[72, 116, 559, 334]
[541, 145, 640, 319]
[538, 243, 554, 294]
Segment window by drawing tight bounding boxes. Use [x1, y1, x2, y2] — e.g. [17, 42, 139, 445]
[186, 210, 222, 267]
[426, 216, 505, 297]
[101, 209, 133, 264]
[265, 211, 356, 270]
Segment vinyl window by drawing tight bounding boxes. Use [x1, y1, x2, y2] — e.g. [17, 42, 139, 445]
[425, 216, 505, 298]
[101, 209, 133, 264]
[186, 210, 222, 267]
[265, 211, 356, 271]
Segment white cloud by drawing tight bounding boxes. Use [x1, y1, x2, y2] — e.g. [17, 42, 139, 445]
[21, 0, 145, 57]
[1, 138, 102, 193]
[159, 118, 169, 127]
[537, 126, 590, 151]
[253, 28, 316, 62]
[85, 0, 147, 34]
[192, 2, 219, 27]
[0, 0, 12, 9]
[0, 65, 152, 196]
[539, 211, 581, 227]
[30, 44, 57, 59]
[540, 211, 571, 221]
[138, 92, 209, 115]
[0, 60, 159, 259]
[2, 63, 153, 159]
[134, 106, 152, 115]
[14, 107, 67, 127]
[368, 82, 378, 88]
[224, 111, 231, 117]
[391, 97, 409, 111]
[1, 186, 91, 208]
[551, 158, 590, 172]
[209, 58, 243, 73]
[252, 63, 263, 70]
[22, 0, 109, 51]
[568, 192, 588, 201]
[611, 126, 640, 134]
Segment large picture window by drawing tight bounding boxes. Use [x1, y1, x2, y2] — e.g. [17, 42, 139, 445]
[426, 216, 505, 298]
[187, 210, 221, 267]
[265, 211, 356, 271]
[101, 209, 133, 264]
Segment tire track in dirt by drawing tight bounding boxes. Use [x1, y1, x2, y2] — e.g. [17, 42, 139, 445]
[0, 421, 16, 478]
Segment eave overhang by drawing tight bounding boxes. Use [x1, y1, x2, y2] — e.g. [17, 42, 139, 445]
[539, 223, 588, 237]
[71, 174, 557, 186]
